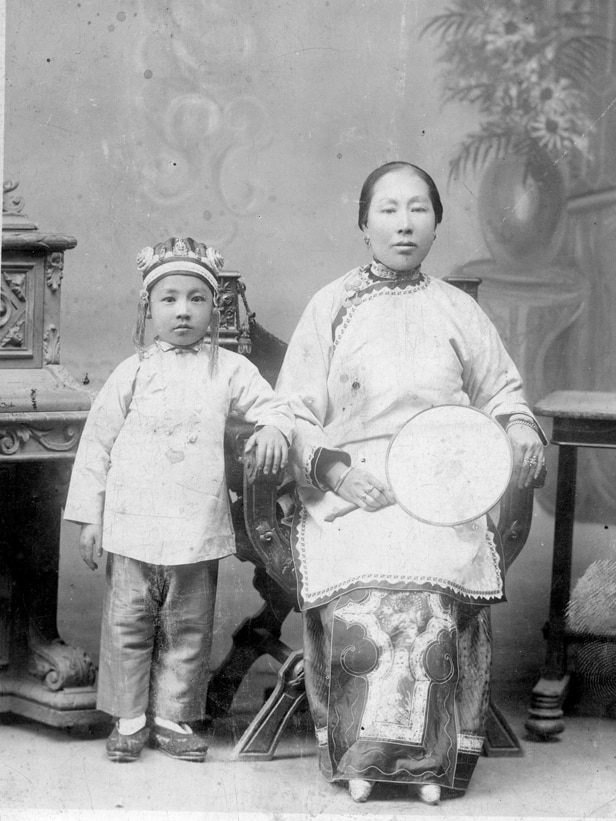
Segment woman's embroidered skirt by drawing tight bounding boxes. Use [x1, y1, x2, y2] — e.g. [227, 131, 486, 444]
[303, 589, 491, 793]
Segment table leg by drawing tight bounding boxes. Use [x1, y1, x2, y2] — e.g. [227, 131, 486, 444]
[525, 444, 576, 739]
[0, 463, 100, 727]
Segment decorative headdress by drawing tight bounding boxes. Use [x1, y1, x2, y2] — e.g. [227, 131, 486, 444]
[133, 237, 225, 372]
[137, 236, 224, 297]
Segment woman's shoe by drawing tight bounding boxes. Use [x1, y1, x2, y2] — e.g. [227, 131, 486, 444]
[348, 779, 373, 803]
[149, 725, 209, 762]
[414, 784, 441, 805]
[106, 723, 150, 763]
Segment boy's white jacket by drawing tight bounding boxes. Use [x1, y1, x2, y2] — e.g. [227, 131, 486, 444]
[64, 341, 294, 565]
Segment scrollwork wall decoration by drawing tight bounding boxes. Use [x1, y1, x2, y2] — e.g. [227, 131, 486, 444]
[131, 0, 271, 250]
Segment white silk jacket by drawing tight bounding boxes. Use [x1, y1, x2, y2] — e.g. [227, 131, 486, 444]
[65, 341, 294, 565]
[276, 265, 544, 609]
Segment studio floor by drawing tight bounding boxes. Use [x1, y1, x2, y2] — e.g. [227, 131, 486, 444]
[1, 671, 615, 821]
[2, 512, 616, 820]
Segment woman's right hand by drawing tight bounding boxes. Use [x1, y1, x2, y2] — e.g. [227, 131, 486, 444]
[330, 465, 395, 512]
[79, 523, 103, 570]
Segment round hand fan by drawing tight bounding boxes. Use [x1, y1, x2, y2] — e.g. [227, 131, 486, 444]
[385, 405, 513, 526]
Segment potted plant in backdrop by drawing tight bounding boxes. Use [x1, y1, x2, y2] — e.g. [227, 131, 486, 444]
[423, 0, 606, 269]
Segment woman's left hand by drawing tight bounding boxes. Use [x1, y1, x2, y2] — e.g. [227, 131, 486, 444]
[508, 425, 545, 489]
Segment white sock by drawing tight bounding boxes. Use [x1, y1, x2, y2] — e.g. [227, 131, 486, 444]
[117, 714, 146, 735]
[154, 716, 193, 734]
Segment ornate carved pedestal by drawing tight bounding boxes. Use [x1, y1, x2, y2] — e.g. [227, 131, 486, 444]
[0, 183, 102, 727]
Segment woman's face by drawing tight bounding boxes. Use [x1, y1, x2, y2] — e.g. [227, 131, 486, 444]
[363, 168, 437, 272]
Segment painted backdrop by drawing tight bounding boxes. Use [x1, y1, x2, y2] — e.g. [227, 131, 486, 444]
[4, 0, 616, 693]
[5, 0, 484, 385]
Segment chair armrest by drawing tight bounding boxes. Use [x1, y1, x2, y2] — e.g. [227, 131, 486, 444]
[497, 466, 546, 571]
[241, 469, 297, 598]
[224, 418, 254, 494]
[225, 418, 297, 598]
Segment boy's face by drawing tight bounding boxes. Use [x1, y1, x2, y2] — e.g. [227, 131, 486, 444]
[148, 273, 214, 347]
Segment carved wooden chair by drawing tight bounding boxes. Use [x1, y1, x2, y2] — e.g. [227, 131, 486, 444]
[209, 276, 545, 760]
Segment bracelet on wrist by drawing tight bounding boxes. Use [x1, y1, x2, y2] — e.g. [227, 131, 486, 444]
[506, 418, 539, 434]
[332, 465, 353, 493]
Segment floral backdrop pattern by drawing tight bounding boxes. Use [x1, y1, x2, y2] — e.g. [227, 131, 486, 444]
[423, 0, 603, 180]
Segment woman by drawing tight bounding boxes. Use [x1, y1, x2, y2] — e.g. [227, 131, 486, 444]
[275, 161, 546, 805]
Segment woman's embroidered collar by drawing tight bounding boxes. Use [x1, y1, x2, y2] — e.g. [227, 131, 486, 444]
[370, 260, 422, 281]
[343, 263, 428, 299]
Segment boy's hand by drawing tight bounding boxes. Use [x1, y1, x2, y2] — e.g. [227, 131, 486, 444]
[244, 426, 288, 484]
[79, 523, 103, 570]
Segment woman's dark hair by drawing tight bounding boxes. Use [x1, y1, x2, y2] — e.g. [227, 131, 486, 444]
[357, 161, 443, 229]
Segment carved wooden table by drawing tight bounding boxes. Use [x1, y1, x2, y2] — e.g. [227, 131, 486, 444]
[527, 390, 616, 738]
[0, 183, 100, 726]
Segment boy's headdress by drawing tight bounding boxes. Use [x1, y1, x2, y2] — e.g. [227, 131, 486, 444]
[133, 237, 225, 368]
[137, 236, 224, 296]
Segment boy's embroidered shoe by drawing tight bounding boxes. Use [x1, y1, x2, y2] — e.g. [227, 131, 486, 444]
[149, 725, 209, 762]
[106, 723, 150, 762]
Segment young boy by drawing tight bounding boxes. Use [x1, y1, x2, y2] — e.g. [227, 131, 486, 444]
[64, 237, 293, 763]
